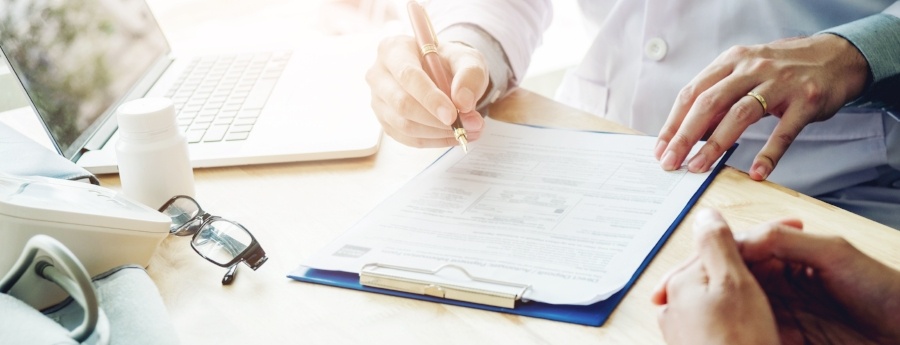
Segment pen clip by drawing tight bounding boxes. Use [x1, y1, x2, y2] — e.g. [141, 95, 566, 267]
[421, 4, 438, 47]
[408, 1, 439, 51]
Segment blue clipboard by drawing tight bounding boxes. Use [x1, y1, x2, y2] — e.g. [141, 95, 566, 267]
[287, 144, 734, 326]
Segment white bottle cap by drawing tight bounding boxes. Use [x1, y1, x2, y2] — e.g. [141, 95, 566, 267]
[116, 97, 176, 134]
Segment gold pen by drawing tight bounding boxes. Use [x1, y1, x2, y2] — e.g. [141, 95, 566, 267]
[407, 1, 468, 153]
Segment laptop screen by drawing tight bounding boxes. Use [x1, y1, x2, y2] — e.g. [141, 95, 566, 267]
[0, 0, 169, 158]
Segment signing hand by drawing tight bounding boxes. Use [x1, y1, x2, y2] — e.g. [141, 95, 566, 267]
[655, 34, 869, 180]
[365, 36, 489, 148]
[738, 221, 900, 344]
[651, 209, 780, 345]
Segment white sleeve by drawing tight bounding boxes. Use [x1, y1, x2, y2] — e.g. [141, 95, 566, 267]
[426, 0, 553, 86]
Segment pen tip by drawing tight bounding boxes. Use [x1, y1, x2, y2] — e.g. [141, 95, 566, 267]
[453, 127, 468, 154]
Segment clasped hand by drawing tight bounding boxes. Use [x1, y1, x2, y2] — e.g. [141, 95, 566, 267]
[653, 209, 900, 345]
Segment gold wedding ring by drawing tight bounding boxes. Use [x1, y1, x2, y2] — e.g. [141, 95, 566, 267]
[746, 91, 767, 114]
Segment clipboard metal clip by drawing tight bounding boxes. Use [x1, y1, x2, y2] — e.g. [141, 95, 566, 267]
[359, 263, 530, 309]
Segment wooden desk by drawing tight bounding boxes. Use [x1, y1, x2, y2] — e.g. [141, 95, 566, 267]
[99, 87, 900, 344]
[98, 2, 900, 343]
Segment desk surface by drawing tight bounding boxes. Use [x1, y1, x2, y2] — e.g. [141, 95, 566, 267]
[98, 87, 900, 344]
[98, 2, 900, 344]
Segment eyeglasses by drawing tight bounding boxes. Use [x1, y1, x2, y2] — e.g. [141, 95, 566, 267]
[158, 195, 268, 285]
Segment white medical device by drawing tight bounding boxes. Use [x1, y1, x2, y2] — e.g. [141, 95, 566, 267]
[0, 173, 170, 308]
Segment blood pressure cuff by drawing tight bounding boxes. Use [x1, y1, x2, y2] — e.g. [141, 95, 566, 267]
[0, 265, 179, 345]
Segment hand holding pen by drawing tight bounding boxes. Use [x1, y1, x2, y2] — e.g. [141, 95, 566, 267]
[364, 1, 489, 149]
[406, 1, 469, 152]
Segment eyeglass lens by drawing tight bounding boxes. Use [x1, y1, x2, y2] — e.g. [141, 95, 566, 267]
[159, 195, 267, 284]
[192, 219, 253, 266]
[161, 196, 203, 235]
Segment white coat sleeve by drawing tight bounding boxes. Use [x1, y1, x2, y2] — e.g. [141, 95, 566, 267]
[426, 0, 552, 106]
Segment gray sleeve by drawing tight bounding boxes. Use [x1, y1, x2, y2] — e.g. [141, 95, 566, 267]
[821, 13, 900, 118]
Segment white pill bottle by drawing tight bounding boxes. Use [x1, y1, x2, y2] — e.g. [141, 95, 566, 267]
[115, 97, 195, 209]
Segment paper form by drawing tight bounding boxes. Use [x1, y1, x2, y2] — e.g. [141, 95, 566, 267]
[303, 118, 720, 305]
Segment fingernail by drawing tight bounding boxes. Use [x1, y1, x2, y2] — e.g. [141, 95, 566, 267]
[654, 140, 667, 159]
[687, 153, 707, 173]
[436, 106, 454, 125]
[661, 150, 677, 170]
[653, 266, 679, 294]
[752, 165, 769, 180]
[651, 278, 668, 301]
[457, 88, 475, 112]
[460, 110, 483, 130]
[693, 208, 719, 227]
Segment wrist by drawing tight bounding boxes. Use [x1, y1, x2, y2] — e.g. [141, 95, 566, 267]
[817, 13, 900, 107]
[818, 33, 870, 103]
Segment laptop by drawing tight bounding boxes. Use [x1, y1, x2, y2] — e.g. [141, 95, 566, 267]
[0, 0, 382, 175]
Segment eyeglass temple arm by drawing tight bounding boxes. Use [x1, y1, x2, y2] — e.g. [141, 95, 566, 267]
[222, 263, 238, 285]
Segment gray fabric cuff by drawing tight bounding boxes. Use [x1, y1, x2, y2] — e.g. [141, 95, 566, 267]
[439, 24, 514, 110]
[821, 13, 900, 118]
[91, 265, 180, 345]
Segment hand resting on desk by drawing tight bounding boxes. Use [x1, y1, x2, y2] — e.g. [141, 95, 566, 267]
[654, 34, 869, 179]
[652, 208, 900, 345]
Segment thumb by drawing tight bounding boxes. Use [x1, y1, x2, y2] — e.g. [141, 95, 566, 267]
[443, 42, 489, 113]
[692, 209, 749, 283]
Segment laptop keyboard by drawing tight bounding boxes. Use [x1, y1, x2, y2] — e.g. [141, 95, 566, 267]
[164, 51, 291, 143]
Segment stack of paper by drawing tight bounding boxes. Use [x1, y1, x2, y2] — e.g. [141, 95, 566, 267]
[291, 118, 730, 325]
